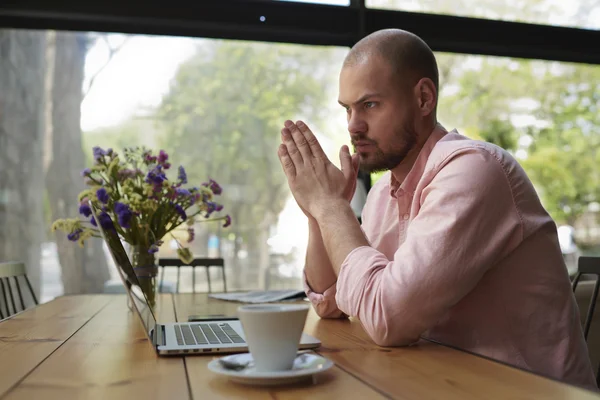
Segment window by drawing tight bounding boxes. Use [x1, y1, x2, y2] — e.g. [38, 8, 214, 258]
[2, 26, 599, 304]
[0, 29, 349, 302]
[367, 0, 600, 30]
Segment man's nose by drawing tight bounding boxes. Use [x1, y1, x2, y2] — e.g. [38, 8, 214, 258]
[348, 113, 367, 135]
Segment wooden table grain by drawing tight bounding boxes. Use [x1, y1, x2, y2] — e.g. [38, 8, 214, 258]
[0, 293, 598, 399]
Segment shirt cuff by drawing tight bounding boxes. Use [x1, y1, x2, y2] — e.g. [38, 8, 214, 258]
[303, 270, 347, 319]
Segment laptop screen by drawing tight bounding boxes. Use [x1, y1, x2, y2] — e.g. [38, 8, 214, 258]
[89, 202, 158, 337]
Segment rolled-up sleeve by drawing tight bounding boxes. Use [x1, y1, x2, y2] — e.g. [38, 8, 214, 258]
[303, 270, 347, 318]
[335, 147, 523, 346]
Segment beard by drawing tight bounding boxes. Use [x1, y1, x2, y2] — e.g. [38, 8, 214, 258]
[352, 118, 419, 174]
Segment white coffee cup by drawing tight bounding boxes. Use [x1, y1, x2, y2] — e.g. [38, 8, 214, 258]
[237, 303, 309, 372]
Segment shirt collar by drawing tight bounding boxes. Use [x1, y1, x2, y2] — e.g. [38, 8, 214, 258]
[389, 124, 448, 198]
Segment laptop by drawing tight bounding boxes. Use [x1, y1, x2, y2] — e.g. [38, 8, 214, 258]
[89, 202, 321, 355]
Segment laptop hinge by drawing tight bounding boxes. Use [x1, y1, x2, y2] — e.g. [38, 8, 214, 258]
[150, 324, 166, 347]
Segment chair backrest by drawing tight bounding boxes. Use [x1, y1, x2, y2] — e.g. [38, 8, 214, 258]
[571, 256, 600, 387]
[158, 257, 226, 294]
[0, 261, 38, 319]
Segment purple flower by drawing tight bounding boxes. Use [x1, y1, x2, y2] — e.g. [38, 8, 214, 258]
[158, 150, 169, 164]
[205, 201, 217, 217]
[174, 204, 187, 220]
[96, 188, 109, 204]
[144, 153, 157, 164]
[177, 166, 188, 184]
[203, 179, 222, 195]
[204, 202, 224, 218]
[90, 212, 114, 230]
[148, 244, 160, 254]
[187, 228, 195, 243]
[114, 202, 133, 229]
[81, 168, 92, 177]
[175, 166, 187, 185]
[145, 166, 166, 185]
[93, 146, 108, 162]
[176, 188, 190, 197]
[223, 215, 231, 228]
[79, 202, 92, 217]
[67, 228, 83, 241]
[163, 162, 171, 170]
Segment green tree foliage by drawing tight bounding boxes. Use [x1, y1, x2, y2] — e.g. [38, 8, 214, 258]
[438, 56, 535, 152]
[521, 62, 600, 224]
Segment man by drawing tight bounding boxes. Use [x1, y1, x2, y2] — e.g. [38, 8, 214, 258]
[276, 28, 597, 391]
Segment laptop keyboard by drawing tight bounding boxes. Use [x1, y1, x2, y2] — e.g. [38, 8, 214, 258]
[174, 323, 245, 346]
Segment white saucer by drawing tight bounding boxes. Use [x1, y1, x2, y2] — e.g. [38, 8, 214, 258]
[207, 352, 334, 386]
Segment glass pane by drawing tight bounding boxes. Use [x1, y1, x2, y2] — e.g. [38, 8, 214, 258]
[0, 29, 348, 302]
[367, 0, 600, 30]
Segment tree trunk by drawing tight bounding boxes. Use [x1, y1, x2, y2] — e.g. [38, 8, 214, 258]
[46, 32, 110, 294]
[0, 29, 47, 302]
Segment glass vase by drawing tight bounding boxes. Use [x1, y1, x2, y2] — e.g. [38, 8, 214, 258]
[130, 245, 159, 310]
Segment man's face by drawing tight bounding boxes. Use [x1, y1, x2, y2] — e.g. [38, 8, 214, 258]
[338, 55, 419, 173]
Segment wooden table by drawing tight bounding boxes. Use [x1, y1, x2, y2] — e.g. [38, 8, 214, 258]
[0, 294, 599, 399]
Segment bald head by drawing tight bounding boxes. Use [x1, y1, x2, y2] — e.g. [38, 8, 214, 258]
[338, 29, 439, 173]
[344, 29, 439, 98]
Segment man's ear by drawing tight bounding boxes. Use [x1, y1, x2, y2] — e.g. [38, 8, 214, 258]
[415, 77, 437, 117]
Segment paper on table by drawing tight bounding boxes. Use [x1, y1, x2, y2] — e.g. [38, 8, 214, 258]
[208, 289, 306, 303]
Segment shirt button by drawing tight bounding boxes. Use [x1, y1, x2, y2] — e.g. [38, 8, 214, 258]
[403, 214, 409, 220]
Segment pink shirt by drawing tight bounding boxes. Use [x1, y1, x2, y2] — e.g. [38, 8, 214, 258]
[305, 126, 597, 391]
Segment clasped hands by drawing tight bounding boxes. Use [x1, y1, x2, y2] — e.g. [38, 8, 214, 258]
[277, 120, 360, 221]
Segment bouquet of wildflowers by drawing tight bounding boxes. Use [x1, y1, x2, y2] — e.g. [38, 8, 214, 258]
[52, 146, 231, 265]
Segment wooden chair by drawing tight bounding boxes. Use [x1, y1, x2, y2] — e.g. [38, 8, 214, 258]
[158, 257, 227, 293]
[571, 256, 600, 387]
[0, 262, 38, 319]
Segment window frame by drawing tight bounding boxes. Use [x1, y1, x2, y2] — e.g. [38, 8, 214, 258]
[0, 0, 598, 65]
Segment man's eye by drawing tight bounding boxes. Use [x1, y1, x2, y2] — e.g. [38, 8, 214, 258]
[365, 102, 376, 109]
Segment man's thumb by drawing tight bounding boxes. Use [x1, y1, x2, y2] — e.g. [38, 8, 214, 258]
[352, 153, 360, 176]
[340, 145, 353, 179]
